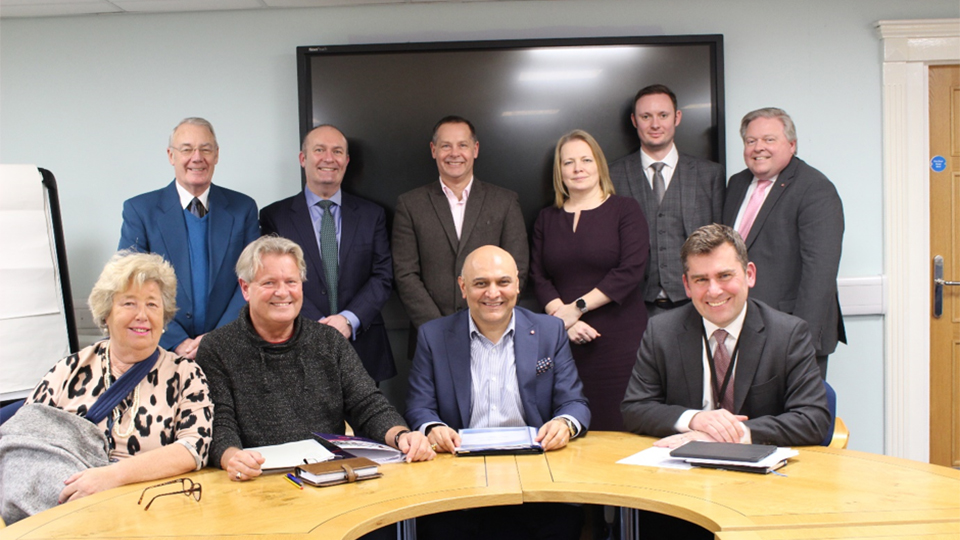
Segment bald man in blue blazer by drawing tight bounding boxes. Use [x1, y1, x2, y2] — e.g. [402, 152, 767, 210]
[119, 118, 259, 358]
[405, 245, 589, 540]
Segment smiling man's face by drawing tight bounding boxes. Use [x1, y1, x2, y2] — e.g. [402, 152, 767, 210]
[301, 125, 350, 199]
[167, 123, 219, 196]
[431, 121, 478, 186]
[683, 242, 756, 328]
[241, 253, 304, 336]
[459, 246, 519, 335]
[742, 116, 796, 181]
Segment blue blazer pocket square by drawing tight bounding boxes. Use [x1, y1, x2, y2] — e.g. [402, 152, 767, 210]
[536, 357, 553, 375]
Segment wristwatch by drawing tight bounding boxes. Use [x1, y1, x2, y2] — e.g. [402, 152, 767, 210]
[555, 417, 576, 438]
[575, 298, 588, 313]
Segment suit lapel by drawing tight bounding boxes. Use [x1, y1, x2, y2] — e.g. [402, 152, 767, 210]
[339, 194, 360, 284]
[458, 179, 484, 254]
[512, 310, 540, 425]
[743, 157, 799, 247]
[676, 156, 698, 232]
[427, 184, 459, 253]
[291, 192, 327, 292]
[624, 152, 648, 203]
[157, 182, 192, 303]
[678, 306, 706, 405]
[446, 313, 474, 428]
[206, 185, 234, 287]
[733, 301, 765, 413]
[722, 173, 751, 226]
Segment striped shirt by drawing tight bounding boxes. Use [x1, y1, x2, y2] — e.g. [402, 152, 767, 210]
[467, 313, 526, 428]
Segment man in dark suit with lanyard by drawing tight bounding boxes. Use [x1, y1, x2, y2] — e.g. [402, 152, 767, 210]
[260, 125, 395, 383]
[621, 224, 829, 539]
[610, 84, 725, 317]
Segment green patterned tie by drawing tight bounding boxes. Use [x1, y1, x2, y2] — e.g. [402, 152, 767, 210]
[317, 200, 338, 313]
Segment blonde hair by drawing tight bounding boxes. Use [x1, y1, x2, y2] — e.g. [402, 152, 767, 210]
[551, 130, 615, 208]
[88, 250, 178, 334]
[236, 236, 307, 283]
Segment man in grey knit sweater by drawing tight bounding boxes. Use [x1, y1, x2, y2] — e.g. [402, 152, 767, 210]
[197, 236, 434, 482]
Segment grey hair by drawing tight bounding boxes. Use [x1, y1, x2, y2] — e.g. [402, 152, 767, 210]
[236, 236, 308, 283]
[169, 117, 218, 148]
[88, 250, 178, 334]
[739, 107, 797, 148]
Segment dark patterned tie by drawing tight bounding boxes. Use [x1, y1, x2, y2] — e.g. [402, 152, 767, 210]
[712, 329, 735, 412]
[650, 162, 666, 206]
[188, 197, 206, 218]
[316, 200, 338, 313]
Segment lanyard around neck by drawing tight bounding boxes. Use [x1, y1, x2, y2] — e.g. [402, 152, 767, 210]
[700, 327, 741, 409]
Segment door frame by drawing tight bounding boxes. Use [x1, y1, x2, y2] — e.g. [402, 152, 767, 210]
[878, 19, 960, 462]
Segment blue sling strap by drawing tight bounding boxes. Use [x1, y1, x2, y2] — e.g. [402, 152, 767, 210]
[84, 347, 160, 425]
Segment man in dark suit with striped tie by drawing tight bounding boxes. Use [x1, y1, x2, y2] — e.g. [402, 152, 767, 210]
[260, 125, 396, 383]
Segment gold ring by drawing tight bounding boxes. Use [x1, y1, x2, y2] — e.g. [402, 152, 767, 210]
[431, 444, 438, 451]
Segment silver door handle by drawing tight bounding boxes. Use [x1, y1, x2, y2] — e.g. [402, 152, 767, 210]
[934, 256, 958, 318]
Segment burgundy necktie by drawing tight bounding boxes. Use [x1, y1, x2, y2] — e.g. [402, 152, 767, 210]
[712, 329, 735, 412]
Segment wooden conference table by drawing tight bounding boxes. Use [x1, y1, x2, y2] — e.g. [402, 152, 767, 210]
[2, 432, 957, 539]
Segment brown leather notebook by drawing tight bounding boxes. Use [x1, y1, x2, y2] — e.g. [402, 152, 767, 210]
[294, 456, 382, 487]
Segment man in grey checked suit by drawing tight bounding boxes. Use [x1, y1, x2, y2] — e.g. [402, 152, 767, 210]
[722, 108, 844, 378]
[609, 84, 725, 317]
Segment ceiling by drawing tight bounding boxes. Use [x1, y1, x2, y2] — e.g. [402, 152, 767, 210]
[0, 0, 518, 19]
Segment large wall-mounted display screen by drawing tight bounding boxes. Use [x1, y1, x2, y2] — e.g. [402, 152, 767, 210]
[297, 35, 724, 225]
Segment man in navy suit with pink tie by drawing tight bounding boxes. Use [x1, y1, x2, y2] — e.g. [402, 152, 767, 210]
[260, 125, 396, 382]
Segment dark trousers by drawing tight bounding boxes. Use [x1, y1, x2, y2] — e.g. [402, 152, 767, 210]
[417, 503, 583, 540]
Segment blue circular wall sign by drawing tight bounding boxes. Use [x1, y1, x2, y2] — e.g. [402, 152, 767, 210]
[931, 155, 947, 172]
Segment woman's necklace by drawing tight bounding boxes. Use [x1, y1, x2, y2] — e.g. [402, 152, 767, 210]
[104, 343, 141, 438]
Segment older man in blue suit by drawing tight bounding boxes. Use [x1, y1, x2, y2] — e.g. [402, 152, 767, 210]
[406, 245, 589, 540]
[260, 125, 395, 382]
[119, 117, 259, 359]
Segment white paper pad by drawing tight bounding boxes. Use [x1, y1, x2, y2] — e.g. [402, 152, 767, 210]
[248, 439, 336, 470]
[616, 446, 694, 470]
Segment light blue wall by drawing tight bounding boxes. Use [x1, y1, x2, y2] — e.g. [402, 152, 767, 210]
[2, 0, 958, 455]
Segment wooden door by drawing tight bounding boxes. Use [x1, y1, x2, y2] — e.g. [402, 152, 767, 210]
[929, 64, 960, 468]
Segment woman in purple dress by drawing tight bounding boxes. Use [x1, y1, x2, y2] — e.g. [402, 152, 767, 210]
[530, 130, 649, 431]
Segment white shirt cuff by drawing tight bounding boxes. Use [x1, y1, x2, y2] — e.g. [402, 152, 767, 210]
[675, 409, 699, 433]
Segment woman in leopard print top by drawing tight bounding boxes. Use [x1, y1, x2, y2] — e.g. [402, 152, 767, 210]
[24, 251, 213, 504]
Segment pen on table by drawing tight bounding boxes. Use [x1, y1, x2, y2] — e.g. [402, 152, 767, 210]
[285, 473, 303, 490]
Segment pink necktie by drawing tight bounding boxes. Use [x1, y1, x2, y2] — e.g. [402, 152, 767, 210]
[712, 329, 735, 412]
[737, 179, 773, 240]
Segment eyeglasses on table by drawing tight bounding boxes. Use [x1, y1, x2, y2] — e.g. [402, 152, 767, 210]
[137, 477, 202, 510]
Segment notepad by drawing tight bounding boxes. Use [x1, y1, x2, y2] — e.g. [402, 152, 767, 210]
[247, 439, 336, 472]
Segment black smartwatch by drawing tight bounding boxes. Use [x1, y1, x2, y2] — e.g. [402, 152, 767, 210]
[576, 298, 588, 313]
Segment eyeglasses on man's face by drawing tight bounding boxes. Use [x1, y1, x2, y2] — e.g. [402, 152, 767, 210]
[170, 145, 217, 157]
[137, 478, 202, 510]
